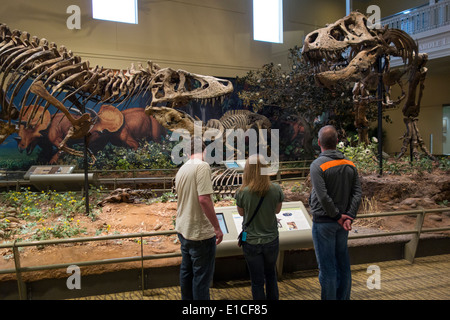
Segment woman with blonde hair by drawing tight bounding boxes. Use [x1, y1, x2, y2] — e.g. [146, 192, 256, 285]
[235, 154, 284, 300]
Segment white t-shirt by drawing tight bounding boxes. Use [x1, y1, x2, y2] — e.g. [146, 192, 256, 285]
[175, 159, 215, 240]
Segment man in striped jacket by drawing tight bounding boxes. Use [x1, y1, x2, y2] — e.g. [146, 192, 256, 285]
[309, 125, 362, 300]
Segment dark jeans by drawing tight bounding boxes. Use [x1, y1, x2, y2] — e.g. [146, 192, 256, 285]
[178, 233, 216, 300]
[312, 222, 351, 300]
[242, 237, 279, 300]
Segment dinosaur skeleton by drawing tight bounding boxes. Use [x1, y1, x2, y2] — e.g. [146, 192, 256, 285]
[0, 22, 233, 160]
[148, 105, 271, 133]
[302, 12, 431, 159]
[147, 106, 272, 154]
[148, 106, 272, 195]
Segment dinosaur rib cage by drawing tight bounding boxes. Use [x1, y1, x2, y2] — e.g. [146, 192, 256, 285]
[211, 167, 243, 196]
[170, 167, 243, 197]
[0, 22, 157, 124]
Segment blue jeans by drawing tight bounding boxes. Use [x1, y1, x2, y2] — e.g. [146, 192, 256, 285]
[242, 237, 279, 300]
[178, 234, 216, 300]
[312, 222, 351, 300]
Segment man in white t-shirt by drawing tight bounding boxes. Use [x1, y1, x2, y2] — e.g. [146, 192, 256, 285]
[175, 137, 223, 300]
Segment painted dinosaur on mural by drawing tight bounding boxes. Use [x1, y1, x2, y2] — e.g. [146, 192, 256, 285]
[302, 11, 431, 159]
[0, 22, 233, 161]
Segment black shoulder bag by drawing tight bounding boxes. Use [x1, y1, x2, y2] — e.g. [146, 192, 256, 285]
[237, 196, 265, 247]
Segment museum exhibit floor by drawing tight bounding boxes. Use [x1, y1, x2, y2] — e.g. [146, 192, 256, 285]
[74, 253, 450, 300]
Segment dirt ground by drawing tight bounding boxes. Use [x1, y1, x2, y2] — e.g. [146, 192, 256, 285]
[0, 171, 449, 283]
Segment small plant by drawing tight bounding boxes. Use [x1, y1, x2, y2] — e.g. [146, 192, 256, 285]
[31, 219, 87, 241]
[361, 196, 379, 214]
[95, 224, 111, 236]
[439, 200, 449, 207]
[0, 187, 96, 241]
[290, 182, 308, 193]
[337, 136, 379, 174]
[158, 192, 177, 203]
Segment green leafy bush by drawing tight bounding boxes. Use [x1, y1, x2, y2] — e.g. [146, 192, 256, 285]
[58, 138, 178, 171]
[338, 135, 449, 175]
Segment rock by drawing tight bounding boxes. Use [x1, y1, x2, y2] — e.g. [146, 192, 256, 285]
[153, 222, 163, 231]
[400, 197, 436, 209]
[401, 198, 418, 207]
[428, 214, 442, 222]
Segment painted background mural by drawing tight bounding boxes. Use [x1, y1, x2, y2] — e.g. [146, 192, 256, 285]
[0, 77, 309, 172]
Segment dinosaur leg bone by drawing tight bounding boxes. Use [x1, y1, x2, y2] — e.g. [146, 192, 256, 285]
[30, 81, 95, 162]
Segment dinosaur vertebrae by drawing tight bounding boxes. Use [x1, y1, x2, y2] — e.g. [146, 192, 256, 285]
[0, 22, 161, 121]
[0, 22, 232, 119]
[207, 109, 272, 134]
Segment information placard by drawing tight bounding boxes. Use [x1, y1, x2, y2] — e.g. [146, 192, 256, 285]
[231, 206, 311, 234]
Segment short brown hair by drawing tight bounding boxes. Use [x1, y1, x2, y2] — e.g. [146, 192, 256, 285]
[318, 125, 338, 150]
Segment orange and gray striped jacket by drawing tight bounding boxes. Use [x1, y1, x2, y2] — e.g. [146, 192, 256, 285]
[309, 150, 362, 223]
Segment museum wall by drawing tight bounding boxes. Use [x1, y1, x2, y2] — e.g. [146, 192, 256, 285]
[378, 65, 450, 155]
[352, 0, 428, 17]
[353, 0, 448, 156]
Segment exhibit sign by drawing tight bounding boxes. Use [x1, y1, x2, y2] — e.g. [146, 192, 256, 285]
[231, 207, 311, 234]
[215, 201, 313, 258]
[24, 165, 76, 180]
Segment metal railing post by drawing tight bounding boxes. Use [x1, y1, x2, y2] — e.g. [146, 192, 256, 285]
[404, 209, 425, 263]
[140, 234, 145, 296]
[12, 240, 27, 300]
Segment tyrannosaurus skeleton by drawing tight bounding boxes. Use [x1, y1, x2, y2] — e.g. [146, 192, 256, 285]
[302, 12, 432, 159]
[0, 22, 233, 160]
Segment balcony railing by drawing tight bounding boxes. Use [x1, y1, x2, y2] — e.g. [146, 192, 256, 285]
[382, 0, 450, 35]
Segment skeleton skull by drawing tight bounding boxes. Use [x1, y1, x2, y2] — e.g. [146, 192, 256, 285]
[147, 68, 233, 108]
[145, 106, 201, 136]
[302, 12, 381, 88]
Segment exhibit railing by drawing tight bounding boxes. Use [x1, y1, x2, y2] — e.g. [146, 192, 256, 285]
[0, 160, 313, 192]
[0, 206, 449, 300]
[381, 0, 450, 35]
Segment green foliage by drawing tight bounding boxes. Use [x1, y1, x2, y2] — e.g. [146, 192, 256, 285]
[437, 156, 450, 171]
[337, 135, 449, 175]
[237, 46, 356, 158]
[0, 148, 40, 171]
[0, 187, 99, 241]
[58, 138, 178, 171]
[158, 192, 177, 203]
[237, 46, 395, 159]
[337, 136, 379, 174]
[31, 220, 87, 241]
[290, 182, 309, 193]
